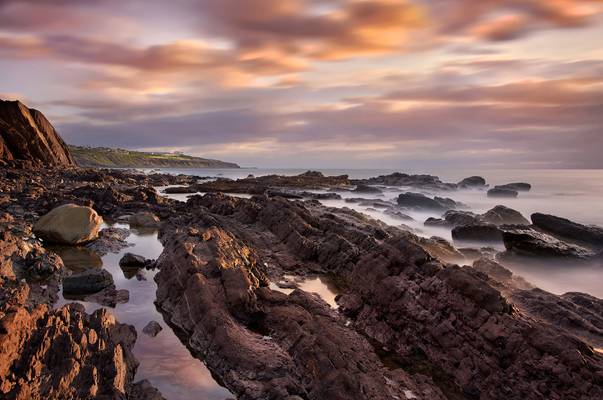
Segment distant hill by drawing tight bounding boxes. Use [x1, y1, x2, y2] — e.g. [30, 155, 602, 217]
[69, 146, 239, 169]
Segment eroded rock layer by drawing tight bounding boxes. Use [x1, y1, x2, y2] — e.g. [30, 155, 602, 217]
[155, 193, 603, 400]
[0, 100, 74, 167]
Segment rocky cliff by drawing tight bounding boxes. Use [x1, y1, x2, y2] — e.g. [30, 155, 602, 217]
[0, 100, 75, 167]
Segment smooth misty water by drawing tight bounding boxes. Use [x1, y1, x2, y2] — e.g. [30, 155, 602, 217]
[154, 168, 603, 298]
[55, 224, 232, 400]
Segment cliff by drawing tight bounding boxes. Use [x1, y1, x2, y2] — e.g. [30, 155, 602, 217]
[0, 99, 75, 167]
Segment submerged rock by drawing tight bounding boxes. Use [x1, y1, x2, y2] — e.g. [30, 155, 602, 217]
[397, 192, 459, 211]
[33, 204, 103, 245]
[495, 182, 531, 192]
[62, 269, 114, 295]
[487, 187, 518, 198]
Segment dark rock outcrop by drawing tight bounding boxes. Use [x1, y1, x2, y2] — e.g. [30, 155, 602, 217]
[154, 193, 603, 400]
[495, 182, 531, 192]
[62, 269, 114, 295]
[452, 223, 503, 243]
[531, 213, 603, 249]
[0, 100, 75, 167]
[397, 192, 459, 211]
[487, 187, 518, 198]
[351, 184, 383, 194]
[483, 205, 529, 225]
[352, 172, 457, 191]
[500, 226, 596, 260]
[458, 176, 487, 188]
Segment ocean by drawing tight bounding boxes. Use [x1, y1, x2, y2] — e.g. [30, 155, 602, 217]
[152, 167, 603, 298]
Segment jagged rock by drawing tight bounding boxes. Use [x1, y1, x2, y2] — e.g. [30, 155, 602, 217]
[62, 269, 114, 295]
[482, 205, 529, 225]
[0, 99, 75, 167]
[352, 172, 457, 191]
[495, 182, 531, 192]
[142, 321, 163, 337]
[458, 176, 487, 188]
[33, 204, 103, 245]
[153, 193, 603, 400]
[531, 212, 603, 249]
[487, 187, 518, 198]
[397, 192, 459, 211]
[129, 211, 160, 228]
[383, 208, 414, 221]
[500, 226, 596, 260]
[511, 289, 603, 348]
[452, 224, 503, 243]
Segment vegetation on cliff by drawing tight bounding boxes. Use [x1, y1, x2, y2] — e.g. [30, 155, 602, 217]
[69, 145, 239, 168]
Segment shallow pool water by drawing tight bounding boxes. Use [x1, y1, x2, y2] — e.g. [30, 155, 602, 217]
[54, 223, 232, 400]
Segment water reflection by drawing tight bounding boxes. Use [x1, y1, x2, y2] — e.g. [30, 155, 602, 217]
[53, 223, 232, 400]
[270, 274, 340, 309]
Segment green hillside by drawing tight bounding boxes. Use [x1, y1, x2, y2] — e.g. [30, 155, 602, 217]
[69, 146, 239, 168]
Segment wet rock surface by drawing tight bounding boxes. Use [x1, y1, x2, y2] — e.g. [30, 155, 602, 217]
[0, 224, 155, 400]
[1, 161, 602, 400]
[154, 193, 603, 400]
[500, 225, 597, 260]
[352, 172, 458, 191]
[62, 269, 114, 295]
[531, 212, 603, 249]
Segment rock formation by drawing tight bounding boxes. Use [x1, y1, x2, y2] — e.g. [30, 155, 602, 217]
[0, 100, 75, 167]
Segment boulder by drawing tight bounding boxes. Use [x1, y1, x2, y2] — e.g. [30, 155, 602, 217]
[458, 176, 487, 188]
[531, 213, 603, 249]
[119, 252, 148, 268]
[482, 205, 529, 225]
[452, 224, 503, 243]
[33, 204, 103, 245]
[487, 187, 518, 198]
[129, 211, 160, 228]
[142, 321, 163, 337]
[62, 269, 114, 295]
[495, 182, 531, 192]
[500, 226, 596, 260]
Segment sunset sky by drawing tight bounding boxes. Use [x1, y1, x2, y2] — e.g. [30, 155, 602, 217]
[1, 0, 602, 168]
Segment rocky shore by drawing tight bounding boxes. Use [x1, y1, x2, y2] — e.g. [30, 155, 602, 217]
[1, 100, 602, 399]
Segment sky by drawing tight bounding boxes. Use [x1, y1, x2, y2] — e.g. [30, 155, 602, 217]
[1, 0, 602, 169]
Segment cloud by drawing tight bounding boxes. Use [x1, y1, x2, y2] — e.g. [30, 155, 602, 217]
[57, 64, 603, 168]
